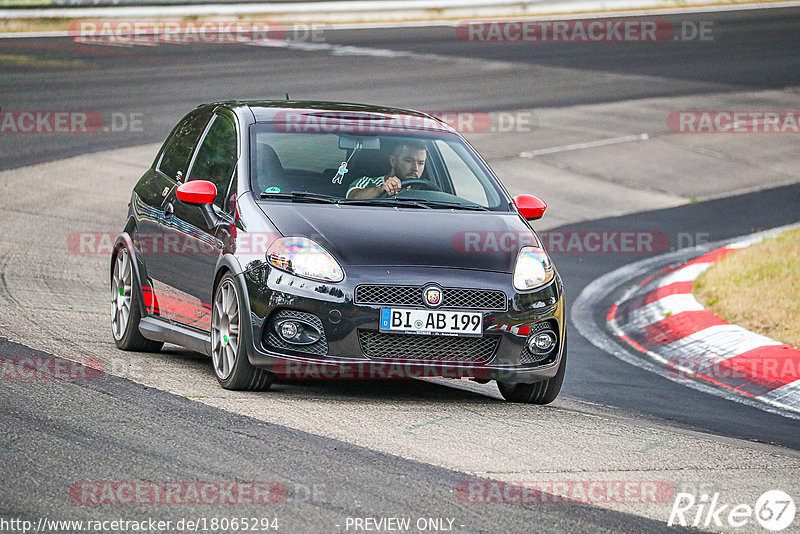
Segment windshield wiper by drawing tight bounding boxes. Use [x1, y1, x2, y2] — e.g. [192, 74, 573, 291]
[260, 191, 339, 203]
[260, 192, 488, 211]
[337, 197, 433, 209]
[394, 198, 490, 211]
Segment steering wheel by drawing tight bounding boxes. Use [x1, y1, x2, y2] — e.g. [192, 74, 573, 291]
[401, 179, 441, 191]
[379, 179, 442, 197]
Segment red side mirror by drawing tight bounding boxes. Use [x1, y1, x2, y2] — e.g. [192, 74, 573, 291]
[176, 180, 217, 205]
[513, 194, 547, 220]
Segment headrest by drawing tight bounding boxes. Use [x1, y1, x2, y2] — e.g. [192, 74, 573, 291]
[255, 143, 285, 192]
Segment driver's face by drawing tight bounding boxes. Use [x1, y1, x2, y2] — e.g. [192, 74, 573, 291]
[390, 148, 427, 180]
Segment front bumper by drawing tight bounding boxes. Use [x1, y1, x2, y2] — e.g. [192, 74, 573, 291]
[240, 265, 565, 384]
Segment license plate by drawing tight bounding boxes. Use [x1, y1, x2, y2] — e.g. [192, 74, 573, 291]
[379, 308, 483, 337]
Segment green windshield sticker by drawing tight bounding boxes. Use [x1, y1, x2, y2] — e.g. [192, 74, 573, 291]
[264, 186, 281, 193]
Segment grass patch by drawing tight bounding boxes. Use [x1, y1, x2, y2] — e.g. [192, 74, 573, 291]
[0, 53, 87, 69]
[0, 18, 74, 34]
[694, 229, 800, 348]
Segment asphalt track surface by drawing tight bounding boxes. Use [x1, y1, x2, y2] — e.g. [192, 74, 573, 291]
[1, 7, 799, 533]
[2, 337, 700, 534]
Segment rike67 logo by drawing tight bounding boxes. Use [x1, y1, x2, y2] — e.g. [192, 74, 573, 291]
[668, 490, 795, 531]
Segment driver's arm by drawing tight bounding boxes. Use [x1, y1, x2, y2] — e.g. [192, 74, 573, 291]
[347, 175, 402, 199]
[348, 185, 383, 199]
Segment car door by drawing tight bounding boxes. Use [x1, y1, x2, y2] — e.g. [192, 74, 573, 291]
[154, 112, 239, 331]
[137, 109, 213, 327]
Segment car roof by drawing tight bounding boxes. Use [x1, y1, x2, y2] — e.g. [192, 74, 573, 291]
[207, 100, 456, 133]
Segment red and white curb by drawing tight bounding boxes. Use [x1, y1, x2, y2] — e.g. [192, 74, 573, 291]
[573, 223, 800, 419]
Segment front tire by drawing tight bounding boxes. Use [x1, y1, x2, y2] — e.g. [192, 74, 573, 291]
[111, 245, 163, 352]
[497, 336, 566, 404]
[211, 273, 274, 391]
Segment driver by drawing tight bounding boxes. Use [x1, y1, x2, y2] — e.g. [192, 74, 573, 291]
[346, 141, 427, 199]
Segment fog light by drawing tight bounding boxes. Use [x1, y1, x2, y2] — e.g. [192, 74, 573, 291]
[279, 321, 299, 340]
[527, 330, 556, 354]
[274, 317, 322, 346]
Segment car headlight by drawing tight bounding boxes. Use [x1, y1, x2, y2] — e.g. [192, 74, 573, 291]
[513, 246, 554, 291]
[266, 237, 344, 282]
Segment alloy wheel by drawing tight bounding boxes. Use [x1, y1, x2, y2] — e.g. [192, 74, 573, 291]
[212, 279, 240, 380]
[111, 249, 132, 340]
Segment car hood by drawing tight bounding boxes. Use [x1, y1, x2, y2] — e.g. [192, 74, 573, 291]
[256, 202, 539, 273]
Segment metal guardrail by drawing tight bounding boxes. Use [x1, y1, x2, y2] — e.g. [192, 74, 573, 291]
[0, 0, 356, 6]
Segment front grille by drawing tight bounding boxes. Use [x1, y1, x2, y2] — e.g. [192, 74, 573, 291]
[355, 285, 506, 311]
[356, 285, 419, 306]
[358, 330, 500, 363]
[264, 309, 328, 356]
[445, 288, 506, 310]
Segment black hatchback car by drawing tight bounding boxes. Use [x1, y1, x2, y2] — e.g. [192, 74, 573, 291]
[110, 100, 566, 403]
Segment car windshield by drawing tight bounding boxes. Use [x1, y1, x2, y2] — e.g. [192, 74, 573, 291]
[249, 125, 508, 210]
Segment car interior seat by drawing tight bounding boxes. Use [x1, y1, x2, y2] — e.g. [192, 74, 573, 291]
[254, 143, 286, 193]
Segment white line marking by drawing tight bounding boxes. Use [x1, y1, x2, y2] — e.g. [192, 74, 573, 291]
[655, 262, 713, 286]
[616, 293, 705, 331]
[659, 324, 782, 366]
[249, 40, 415, 57]
[727, 235, 766, 248]
[762, 380, 800, 410]
[621, 258, 713, 300]
[519, 133, 649, 158]
[246, 39, 517, 69]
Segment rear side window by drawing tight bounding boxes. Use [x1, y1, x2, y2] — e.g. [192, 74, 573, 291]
[158, 111, 212, 181]
[187, 114, 238, 209]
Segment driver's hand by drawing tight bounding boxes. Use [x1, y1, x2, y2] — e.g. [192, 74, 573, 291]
[380, 175, 402, 196]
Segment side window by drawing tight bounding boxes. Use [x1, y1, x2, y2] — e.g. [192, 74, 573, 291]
[186, 114, 238, 210]
[158, 111, 212, 182]
[435, 140, 489, 206]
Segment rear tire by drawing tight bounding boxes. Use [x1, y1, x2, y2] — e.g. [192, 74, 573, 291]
[111, 244, 164, 352]
[498, 336, 566, 404]
[211, 273, 274, 391]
